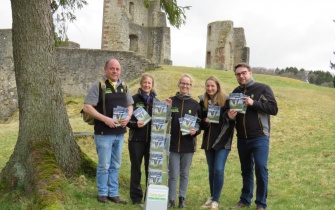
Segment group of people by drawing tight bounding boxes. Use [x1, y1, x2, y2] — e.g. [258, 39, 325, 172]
[83, 59, 278, 210]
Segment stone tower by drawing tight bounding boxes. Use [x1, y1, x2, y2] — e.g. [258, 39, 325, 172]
[101, 0, 172, 65]
[205, 20, 249, 70]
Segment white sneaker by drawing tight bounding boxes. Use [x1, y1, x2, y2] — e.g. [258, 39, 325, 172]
[201, 196, 213, 208]
[211, 201, 219, 210]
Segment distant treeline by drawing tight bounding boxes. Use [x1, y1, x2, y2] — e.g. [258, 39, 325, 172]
[252, 67, 335, 88]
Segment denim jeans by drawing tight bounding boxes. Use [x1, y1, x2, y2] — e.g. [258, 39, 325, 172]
[205, 148, 230, 202]
[237, 135, 269, 208]
[94, 134, 124, 197]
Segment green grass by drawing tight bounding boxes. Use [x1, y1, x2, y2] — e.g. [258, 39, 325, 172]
[1, 66, 335, 209]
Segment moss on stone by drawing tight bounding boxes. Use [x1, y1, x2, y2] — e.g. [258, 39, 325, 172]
[79, 151, 96, 178]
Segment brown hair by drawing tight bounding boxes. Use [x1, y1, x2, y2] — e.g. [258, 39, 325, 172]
[234, 63, 251, 72]
[203, 76, 226, 108]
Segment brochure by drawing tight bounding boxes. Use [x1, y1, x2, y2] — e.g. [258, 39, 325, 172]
[151, 134, 165, 151]
[152, 99, 168, 118]
[151, 118, 166, 134]
[207, 105, 220, 124]
[180, 114, 197, 133]
[229, 93, 248, 114]
[133, 106, 151, 126]
[112, 106, 128, 126]
[148, 169, 163, 185]
[149, 152, 164, 169]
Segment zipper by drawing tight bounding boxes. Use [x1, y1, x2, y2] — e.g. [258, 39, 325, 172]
[207, 124, 211, 149]
[178, 97, 185, 152]
[243, 87, 248, 138]
[146, 104, 149, 142]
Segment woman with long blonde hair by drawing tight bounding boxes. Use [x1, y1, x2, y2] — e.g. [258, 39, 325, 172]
[198, 76, 235, 210]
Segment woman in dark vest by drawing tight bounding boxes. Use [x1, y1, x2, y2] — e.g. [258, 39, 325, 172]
[199, 76, 235, 210]
[127, 73, 157, 204]
[167, 74, 202, 208]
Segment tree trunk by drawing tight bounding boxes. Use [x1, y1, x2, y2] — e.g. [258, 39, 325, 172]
[0, 0, 90, 207]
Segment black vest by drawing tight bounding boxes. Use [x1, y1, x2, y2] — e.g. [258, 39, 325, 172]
[94, 81, 128, 135]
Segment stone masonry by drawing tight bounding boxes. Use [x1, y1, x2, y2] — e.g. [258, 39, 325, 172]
[205, 20, 249, 70]
[101, 0, 172, 65]
[0, 29, 158, 122]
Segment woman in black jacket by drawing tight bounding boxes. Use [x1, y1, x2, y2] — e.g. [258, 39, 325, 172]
[167, 74, 202, 208]
[199, 76, 235, 210]
[127, 73, 156, 204]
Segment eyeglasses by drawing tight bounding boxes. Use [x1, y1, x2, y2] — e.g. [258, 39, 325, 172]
[179, 82, 192, 87]
[235, 71, 249, 77]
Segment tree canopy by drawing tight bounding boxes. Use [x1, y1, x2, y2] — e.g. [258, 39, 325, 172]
[144, 0, 190, 29]
[51, 0, 88, 45]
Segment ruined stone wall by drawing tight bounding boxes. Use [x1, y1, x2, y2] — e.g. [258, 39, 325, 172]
[101, 0, 129, 50]
[0, 29, 17, 122]
[205, 20, 249, 70]
[233, 27, 250, 66]
[101, 0, 171, 65]
[0, 29, 158, 121]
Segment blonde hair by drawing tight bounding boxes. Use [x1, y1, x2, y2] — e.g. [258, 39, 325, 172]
[178, 74, 193, 85]
[203, 76, 226, 108]
[140, 73, 155, 88]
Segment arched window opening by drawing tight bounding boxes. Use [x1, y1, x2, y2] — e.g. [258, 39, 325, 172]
[129, 2, 134, 18]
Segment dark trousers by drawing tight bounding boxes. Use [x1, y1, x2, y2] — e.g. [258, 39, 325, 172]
[237, 136, 269, 209]
[128, 141, 150, 203]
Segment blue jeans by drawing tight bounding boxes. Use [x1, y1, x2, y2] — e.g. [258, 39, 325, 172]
[205, 148, 230, 202]
[237, 136, 269, 209]
[94, 134, 124, 197]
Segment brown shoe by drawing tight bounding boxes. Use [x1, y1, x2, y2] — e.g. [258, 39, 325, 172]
[230, 201, 250, 209]
[97, 195, 108, 203]
[107, 196, 127, 204]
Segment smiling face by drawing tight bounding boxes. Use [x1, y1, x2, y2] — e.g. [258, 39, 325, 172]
[104, 59, 121, 82]
[235, 66, 252, 85]
[178, 76, 192, 95]
[140, 76, 153, 95]
[205, 79, 218, 97]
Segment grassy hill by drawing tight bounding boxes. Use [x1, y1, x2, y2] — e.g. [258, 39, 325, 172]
[1, 65, 334, 209]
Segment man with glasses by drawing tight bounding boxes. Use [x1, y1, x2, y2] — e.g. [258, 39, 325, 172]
[228, 63, 278, 210]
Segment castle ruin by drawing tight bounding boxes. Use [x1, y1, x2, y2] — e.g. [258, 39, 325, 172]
[206, 20, 249, 70]
[101, 0, 172, 65]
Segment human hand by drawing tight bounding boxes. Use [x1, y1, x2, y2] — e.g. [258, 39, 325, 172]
[137, 121, 144, 128]
[189, 129, 196, 136]
[243, 96, 253, 106]
[120, 115, 131, 127]
[228, 110, 237, 120]
[105, 117, 119, 128]
[164, 98, 172, 106]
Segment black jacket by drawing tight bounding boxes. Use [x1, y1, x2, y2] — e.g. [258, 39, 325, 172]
[232, 78, 278, 139]
[127, 89, 156, 142]
[199, 97, 235, 151]
[169, 93, 201, 153]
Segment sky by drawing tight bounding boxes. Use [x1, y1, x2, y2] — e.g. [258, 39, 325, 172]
[1, 0, 335, 72]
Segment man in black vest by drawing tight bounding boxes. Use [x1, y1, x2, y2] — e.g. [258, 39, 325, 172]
[83, 58, 134, 204]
